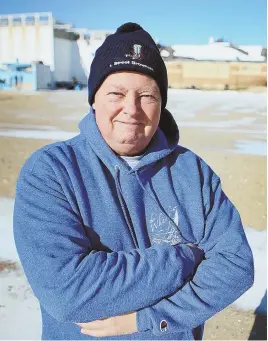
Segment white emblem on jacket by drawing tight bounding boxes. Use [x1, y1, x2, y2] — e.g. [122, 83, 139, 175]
[149, 206, 181, 245]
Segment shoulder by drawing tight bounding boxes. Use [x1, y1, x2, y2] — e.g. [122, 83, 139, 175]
[172, 145, 220, 185]
[19, 134, 85, 177]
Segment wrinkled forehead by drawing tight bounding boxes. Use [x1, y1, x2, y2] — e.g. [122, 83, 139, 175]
[98, 71, 161, 94]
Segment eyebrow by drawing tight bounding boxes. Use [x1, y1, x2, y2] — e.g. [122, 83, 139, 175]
[108, 85, 126, 91]
[139, 88, 159, 95]
[108, 84, 159, 94]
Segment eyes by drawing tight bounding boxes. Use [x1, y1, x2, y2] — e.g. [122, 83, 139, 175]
[107, 92, 158, 102]
[107, 92, 124, 98]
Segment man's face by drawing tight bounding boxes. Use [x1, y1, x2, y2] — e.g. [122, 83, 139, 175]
[93, 71, 161, 156]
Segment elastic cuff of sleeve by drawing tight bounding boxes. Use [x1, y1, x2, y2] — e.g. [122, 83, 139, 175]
[137, 308, 152, 332]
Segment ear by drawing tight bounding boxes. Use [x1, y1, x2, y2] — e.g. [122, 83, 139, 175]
[92, 102, 96, 110]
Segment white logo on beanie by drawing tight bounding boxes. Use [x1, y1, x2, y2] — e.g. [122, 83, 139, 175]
[109, 44, 154, 71]
[125, 44, 142, 59]
[109, 60, 154, 71]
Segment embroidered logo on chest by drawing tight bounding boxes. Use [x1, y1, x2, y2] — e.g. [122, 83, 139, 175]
[149, 206, 182, 245]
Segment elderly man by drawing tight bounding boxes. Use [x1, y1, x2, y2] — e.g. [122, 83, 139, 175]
[13, 23, 254, 340]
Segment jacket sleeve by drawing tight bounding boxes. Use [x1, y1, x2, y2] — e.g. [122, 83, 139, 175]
[137, 175, 254, 335]
[13, 151, 201, 324]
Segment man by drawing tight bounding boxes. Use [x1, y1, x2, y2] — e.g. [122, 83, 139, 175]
[13, 23, 254, 340]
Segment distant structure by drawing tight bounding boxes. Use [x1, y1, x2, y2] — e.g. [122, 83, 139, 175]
[161, 37, 266, 62]
[209, 36, 215, 44]
[0, 12, 113, 86]
[72, 28, 114, 74]
[155, 36, 266, 63]
[0, 12, 266, 91]
[0, 62, 52, 90]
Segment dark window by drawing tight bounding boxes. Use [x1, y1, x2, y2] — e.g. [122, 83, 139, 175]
[0, 18, 9, 26]
[25, 16, 35, 25]
[13, 17, 22, 25]
[39, 15, 49, 24]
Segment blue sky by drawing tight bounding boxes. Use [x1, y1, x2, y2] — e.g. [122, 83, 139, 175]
[0, 0, 266, 45]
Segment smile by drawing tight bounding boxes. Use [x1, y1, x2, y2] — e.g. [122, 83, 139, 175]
[115, 121, 142, 126]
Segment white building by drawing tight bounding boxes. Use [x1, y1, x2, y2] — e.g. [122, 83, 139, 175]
[170, 41, 266, 62]
[0, 12, 103, 84]
[72, 28, 114, 75]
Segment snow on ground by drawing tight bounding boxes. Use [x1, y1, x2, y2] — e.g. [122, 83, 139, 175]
[167, 89, 267, 156]
[0, 197, 41, 339]
[0, 196, 266, 339]
[167, 90, 266, 125]
[0, 267, 41, 340]
[234, 227, 267, 314]
[0, 129, 77, 140]
[167, 89, 266, 112]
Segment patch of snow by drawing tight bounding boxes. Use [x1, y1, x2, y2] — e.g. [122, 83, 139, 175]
[208, 128, 266, 136]
[209, 140, 267, 156]
[0, 197, 18, 261]
[0, 129, 78, 140]
[0, 123, 58, 131]
[234, 140, 267, 156]
[177, 117, 257, 128]
[234, 227, 267, 314]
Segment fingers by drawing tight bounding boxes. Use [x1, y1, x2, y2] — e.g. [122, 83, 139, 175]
[81, 328, 115, 337]
[76, 318, 116, 337]
[76, 319, 108, 329]
[75, 313, 137, 337]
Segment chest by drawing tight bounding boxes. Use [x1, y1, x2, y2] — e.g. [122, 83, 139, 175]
[62, 160, 205, 251]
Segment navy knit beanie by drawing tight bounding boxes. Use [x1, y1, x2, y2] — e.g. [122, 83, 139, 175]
[88, 22, 168, 108]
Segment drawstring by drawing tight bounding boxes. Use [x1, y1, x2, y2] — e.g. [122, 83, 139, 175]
[135, 170, 184, 243]
[114, 166, 139, 248]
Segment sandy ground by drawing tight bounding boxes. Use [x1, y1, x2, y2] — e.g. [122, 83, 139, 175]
[0, 89, 266, 340]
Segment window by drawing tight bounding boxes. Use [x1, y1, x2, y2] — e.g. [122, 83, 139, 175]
[13, 17, 22, 25]
[0, 18, 8, 26]
[39, 15, 49, 25]
[25, 16, 35, 25]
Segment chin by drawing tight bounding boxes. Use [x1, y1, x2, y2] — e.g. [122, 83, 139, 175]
[114, 141, 147, 156]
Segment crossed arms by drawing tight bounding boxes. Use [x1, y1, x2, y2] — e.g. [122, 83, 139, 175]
[13, 156, 254, 337]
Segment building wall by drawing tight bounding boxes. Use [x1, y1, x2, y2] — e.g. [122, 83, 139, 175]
[76, 38, 103, 77]
[0, 13, 54, 68]
[71, 41, 87, 84]
[166, 61, 267, 89]
[36, 63, 52, 89]
[0, 13, 87, 84]
[53, 37, 87, 83]
[53, 37, 72, 82]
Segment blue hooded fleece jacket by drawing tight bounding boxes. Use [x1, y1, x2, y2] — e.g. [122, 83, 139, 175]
[13, 108, 254, 340]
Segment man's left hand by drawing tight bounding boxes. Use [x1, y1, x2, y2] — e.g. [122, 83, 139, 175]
[76, 312, 137, 337]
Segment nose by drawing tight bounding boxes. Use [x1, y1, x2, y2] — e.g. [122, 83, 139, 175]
[122, 92, 140, 116]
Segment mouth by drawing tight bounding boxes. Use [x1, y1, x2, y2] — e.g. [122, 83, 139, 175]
[114, 121, 143, 126]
